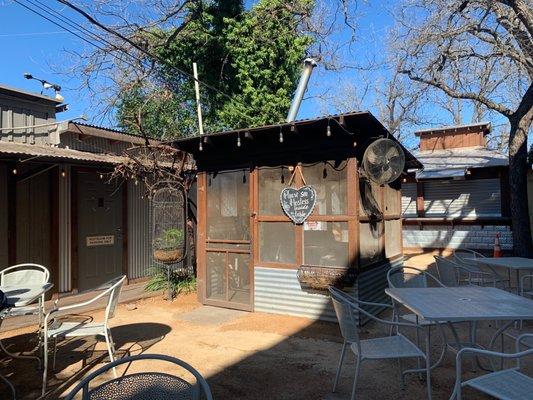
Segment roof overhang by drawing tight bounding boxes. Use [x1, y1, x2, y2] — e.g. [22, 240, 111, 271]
[416, 167, 466, 180]
[173, 111, 422, 172]
[0, 141, 126, 165]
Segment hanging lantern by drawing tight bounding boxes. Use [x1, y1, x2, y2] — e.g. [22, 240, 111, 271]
[152, 184, 187, 264]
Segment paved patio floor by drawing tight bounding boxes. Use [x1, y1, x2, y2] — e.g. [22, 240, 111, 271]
[0, 252, 530, 399]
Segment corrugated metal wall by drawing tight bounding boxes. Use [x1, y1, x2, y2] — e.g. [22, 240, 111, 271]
[0, 97, 55, 144]
[0, 164, 7, 267]
[16, 171, 51, 266]
[254, 259, 401, 324]
[401, 183, 417, 217]
[59, 166, 71, 292]
[423, 179, 501, 217]
[254, 267, 340, 321]
[127, 181, 153, 279]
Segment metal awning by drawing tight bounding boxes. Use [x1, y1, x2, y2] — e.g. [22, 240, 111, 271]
[416, 167, 466, 180]
[0, 141, 126, 164]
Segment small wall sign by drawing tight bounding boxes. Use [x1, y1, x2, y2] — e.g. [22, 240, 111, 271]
[280, 186, 317, 224]
[86, 235, 115, 247]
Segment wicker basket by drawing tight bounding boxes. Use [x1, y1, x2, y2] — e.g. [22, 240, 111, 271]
[296, 265, 356, 290]
[153, 249, 184, 263]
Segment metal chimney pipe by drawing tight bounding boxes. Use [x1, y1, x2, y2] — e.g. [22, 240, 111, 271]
[286, 58, 317, 123]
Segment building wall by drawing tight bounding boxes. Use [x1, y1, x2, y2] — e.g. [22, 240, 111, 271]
[0, 95, 56, 145]
[127, 181, 153, 280]
[254, 257, 402, 324]
[0, 164, 7, 267]
[403, 224, 512, 250]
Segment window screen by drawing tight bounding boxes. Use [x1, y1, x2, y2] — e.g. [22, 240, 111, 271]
[259, 222, 296, 264]
[359, 221, 384, 266]
[206, 170, 250, 240]
[301, 162, 348, 215]
[304, 221, 349, 267]
[258, 167, 287, 215]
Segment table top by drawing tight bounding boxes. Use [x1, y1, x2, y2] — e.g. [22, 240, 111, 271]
[0, 283, 53, 307]
[465, 257, 533, 270]
[385, 286, 533, 322]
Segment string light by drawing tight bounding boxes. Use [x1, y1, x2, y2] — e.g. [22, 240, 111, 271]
[61, 169, 66, 178]
[134, 179, 138, 185]
[199, 140, 203, 151]
[353, 140, 357, 147]
[99, 173, 104, 180]
[326, 120, 331, 137]
[12, 168, 17, 175]
[237, 134, 241, 147]
[279, 128, 284, 143]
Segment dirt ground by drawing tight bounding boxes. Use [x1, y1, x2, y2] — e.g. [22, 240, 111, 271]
[0, 251, 530, 400]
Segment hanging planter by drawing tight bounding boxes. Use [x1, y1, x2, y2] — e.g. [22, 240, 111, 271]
[152, 184, 187, 264]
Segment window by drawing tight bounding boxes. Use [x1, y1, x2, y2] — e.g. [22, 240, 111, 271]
[258, 167, 287, 215]
[259, 222, 296, 264]
[206, 170, 249, 240]
[401, 183, 417, 217]
[385, 219, 402, 258]
[304, 221, 349, 267]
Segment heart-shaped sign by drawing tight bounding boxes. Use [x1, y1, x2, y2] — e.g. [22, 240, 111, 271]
[280, 186, 317, 224]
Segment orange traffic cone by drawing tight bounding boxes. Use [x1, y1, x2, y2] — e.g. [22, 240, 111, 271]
[493, 233, 502, 258]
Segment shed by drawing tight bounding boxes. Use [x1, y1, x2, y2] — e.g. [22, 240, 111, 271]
[174, 111, 421, 323]
[401, 122, 512, 251]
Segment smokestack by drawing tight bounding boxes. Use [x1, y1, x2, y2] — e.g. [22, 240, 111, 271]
[286, 58, 317, 123]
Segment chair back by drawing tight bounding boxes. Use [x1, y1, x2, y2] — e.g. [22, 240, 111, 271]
[0, 263, 49, 286]
[434, 256, 460, 286]
[453, 248, 485, 269]
[103, 276, 126, 324]
[329, 286, 359, 344]
[387, 266, 444, 289]
[64, 353, 213, 400]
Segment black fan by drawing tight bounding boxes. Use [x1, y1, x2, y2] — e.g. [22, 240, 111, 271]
[362, 138, 405, 185]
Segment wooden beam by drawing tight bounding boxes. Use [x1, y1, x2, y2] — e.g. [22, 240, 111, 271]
[49, 167, 60, 296]
[122, 181, 129, 281]
[70, 167, 79, 292]
[416, 181, 425, 217]
[196, 172, 207, 304]
[7, 163, 16, 266]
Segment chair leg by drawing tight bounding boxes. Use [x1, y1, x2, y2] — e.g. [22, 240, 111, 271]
[42, 335, 48, 397]
[52, 337, 58, 371]
[350, 356, 361, 400]
[397, 357, 405, 389]
[104, 330, 117, 378]
[333, 341, 347, 393]
[425, 335, 432, 400]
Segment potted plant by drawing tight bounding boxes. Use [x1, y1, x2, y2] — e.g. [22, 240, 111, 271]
[153, 228, 185, 263]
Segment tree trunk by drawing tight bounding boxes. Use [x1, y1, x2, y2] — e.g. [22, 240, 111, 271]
[508, 112, 533, 257]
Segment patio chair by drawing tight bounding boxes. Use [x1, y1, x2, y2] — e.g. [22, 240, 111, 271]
[64, 353, 213, 400]
[453, 249, 508, 288]
[452, 334, 533, 400]
[329, 286, 431, 400]
[434, 256, 473, 287]
[42, 275, 126, 397]
[0, 263, 50, 324]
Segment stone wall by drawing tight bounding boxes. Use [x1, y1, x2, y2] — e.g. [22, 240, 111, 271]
[403, 225, 513, 250]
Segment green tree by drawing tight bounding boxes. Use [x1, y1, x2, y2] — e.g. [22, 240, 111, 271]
[116, 0, 314, 138]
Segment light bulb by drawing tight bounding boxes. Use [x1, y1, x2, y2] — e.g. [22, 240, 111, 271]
[326, 124, 331, 137]
[279, 131, 284, 143]
[12, 168, 17, 175]
[61, 169, 66, 178]
[237, 135, 241, 147]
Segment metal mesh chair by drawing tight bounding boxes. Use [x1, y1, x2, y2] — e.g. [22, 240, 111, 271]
[329, 286, 431, 400]
[453, 249, 508, 288]
[434, 256, 476, 287]
[42, 275, 126, 396]
[65, 354, 213, 400]
[0, 263, 50, 322]
[452, 334, 533, 400]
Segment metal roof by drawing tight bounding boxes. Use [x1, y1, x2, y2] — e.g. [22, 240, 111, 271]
[413, 146, 507, 179]
[415, 121, 491, 136]
[68, 122, 160, 145]
[0, 141, 127, 164]
[173, 111, 423, 171]
[0, 84, 62, 104]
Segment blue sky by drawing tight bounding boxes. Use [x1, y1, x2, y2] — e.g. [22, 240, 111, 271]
[0, 0, 509, 144]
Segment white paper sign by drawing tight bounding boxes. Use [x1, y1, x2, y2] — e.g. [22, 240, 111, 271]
[86, 235, 115, 247]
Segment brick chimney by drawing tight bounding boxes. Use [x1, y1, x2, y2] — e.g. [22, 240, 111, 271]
[416, 122, 491, 151]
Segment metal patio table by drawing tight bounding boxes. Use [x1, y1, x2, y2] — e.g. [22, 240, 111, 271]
[466, 257, 533, 293]
[385, 286, 533, 393]
[0, 283, 53, 399]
